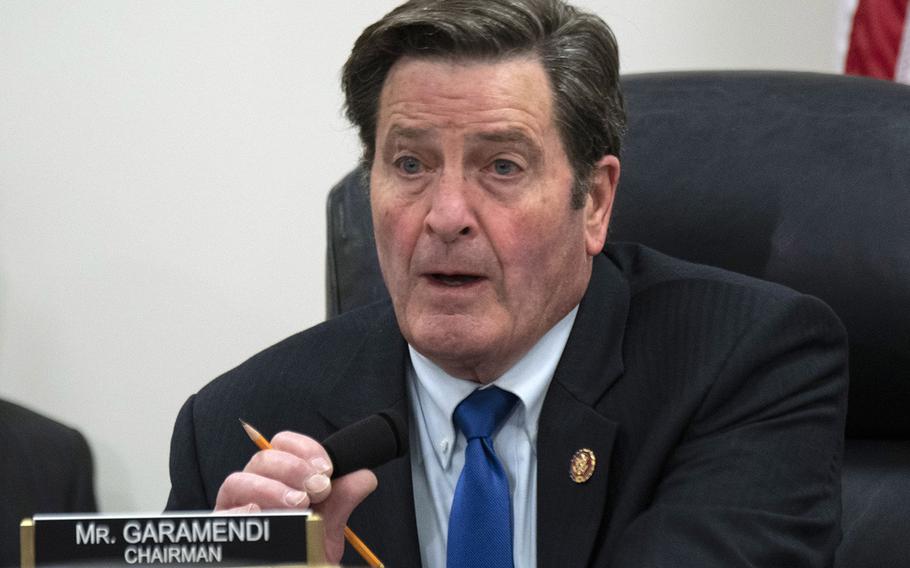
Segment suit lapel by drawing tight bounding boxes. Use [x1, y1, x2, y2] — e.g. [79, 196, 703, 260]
[537, 253, 629, 567]
[313, 303, 409, 429]
[313, 304, 423, 567]
[537, 383, 619, 566]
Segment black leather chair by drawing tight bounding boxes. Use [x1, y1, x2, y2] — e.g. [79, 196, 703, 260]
[325, 71, 910, 568]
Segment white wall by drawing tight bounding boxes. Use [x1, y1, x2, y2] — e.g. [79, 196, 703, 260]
[0, 0, 839, 512]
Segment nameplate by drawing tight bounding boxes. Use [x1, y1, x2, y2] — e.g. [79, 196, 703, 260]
[21, 511, 325, 567]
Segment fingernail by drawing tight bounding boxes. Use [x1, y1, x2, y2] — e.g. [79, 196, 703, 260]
[284, 489, 307, 507]
[304, 473, 330, 493]
[310, 457, 331, 473]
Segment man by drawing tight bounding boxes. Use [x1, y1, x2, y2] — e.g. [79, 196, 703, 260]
[1, 399, 97, 567]
[167, 1, 848, 566]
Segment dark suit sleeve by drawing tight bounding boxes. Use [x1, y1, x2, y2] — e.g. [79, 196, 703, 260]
[611, 294, 848, 568]
[165, 395, 212, 511]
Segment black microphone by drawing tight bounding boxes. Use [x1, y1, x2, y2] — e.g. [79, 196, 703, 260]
[321, 410, 408, 478]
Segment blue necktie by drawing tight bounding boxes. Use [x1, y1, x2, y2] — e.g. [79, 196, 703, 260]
[447, 386, 518, 568]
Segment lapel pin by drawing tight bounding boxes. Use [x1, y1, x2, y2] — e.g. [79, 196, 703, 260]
[570, 448, 596, 483]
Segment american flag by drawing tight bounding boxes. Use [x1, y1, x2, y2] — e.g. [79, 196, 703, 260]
[838, 0, 910, 83]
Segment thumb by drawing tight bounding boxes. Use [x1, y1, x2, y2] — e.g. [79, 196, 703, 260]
[315, 469, 378, 564]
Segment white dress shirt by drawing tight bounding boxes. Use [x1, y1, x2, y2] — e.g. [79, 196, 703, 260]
[407, 307, 578, 568]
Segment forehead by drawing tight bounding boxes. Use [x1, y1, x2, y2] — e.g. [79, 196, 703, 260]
[375, 56, 556, 139]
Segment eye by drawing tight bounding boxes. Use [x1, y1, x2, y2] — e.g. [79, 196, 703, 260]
[490, 159, 521, 177]
[394, 156, 424, 175]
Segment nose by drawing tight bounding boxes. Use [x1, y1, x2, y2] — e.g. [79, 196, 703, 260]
[424, 171, 475, 243]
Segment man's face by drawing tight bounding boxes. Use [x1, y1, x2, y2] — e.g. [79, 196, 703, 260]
[370, 56, 618, 382]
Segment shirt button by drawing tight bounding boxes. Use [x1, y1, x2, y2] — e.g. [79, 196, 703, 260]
[440, 439, 450, 453]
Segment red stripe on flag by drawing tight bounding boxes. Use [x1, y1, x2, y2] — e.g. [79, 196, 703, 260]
[845, 0, 909, 79]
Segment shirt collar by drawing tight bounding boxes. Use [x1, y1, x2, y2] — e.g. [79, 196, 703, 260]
[408, 306, 578, 469]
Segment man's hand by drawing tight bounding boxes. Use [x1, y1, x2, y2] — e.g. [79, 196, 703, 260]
[215, 431, 378, 563]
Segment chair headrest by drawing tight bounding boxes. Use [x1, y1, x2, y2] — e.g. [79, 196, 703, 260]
[614, 71, 910, 437]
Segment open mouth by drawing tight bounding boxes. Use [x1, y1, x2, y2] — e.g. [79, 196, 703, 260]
[430, 273, 482, 287]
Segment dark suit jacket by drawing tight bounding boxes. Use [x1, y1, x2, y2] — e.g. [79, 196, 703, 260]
[167, 243, 848, 567]
[0, 399, 97, 568]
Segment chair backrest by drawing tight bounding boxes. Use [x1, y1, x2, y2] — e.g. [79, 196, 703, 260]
[325, 71, 910, 439]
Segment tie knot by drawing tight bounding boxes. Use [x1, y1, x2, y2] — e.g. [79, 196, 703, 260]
[453, 386, 518, 440]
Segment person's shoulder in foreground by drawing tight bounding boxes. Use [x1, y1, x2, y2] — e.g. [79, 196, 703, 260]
[0, 399, 97, 567]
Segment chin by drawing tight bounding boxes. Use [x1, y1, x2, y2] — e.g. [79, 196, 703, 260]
[407, 316, 499, 366]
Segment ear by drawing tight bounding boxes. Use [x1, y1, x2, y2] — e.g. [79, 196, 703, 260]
[584, 154, 620, 256]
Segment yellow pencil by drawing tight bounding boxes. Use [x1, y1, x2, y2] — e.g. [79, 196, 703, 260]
[343, 526, 384, 568]
[239, 419, 385, 568]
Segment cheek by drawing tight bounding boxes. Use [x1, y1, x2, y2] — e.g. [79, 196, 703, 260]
[371, 194, 397, 261]
[372, 196, 422, 269]
[493, 208, 584, 289]
[497, 202, 574, 256]
[486, 213, 552, 288]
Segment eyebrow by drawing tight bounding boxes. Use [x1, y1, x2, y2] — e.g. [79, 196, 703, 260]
[468, 129, 542, 160]
[380, 126, 542, 161]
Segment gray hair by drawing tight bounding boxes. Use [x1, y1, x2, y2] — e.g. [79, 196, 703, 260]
[342, 0, 626, 208]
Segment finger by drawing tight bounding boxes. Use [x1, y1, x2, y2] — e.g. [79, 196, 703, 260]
[269, 431, 334, 475]
[214, 471, 310, 511]
[315, 469, 378, 564]
[243, 447, 322, 494]
[269, 431, 335, 504]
